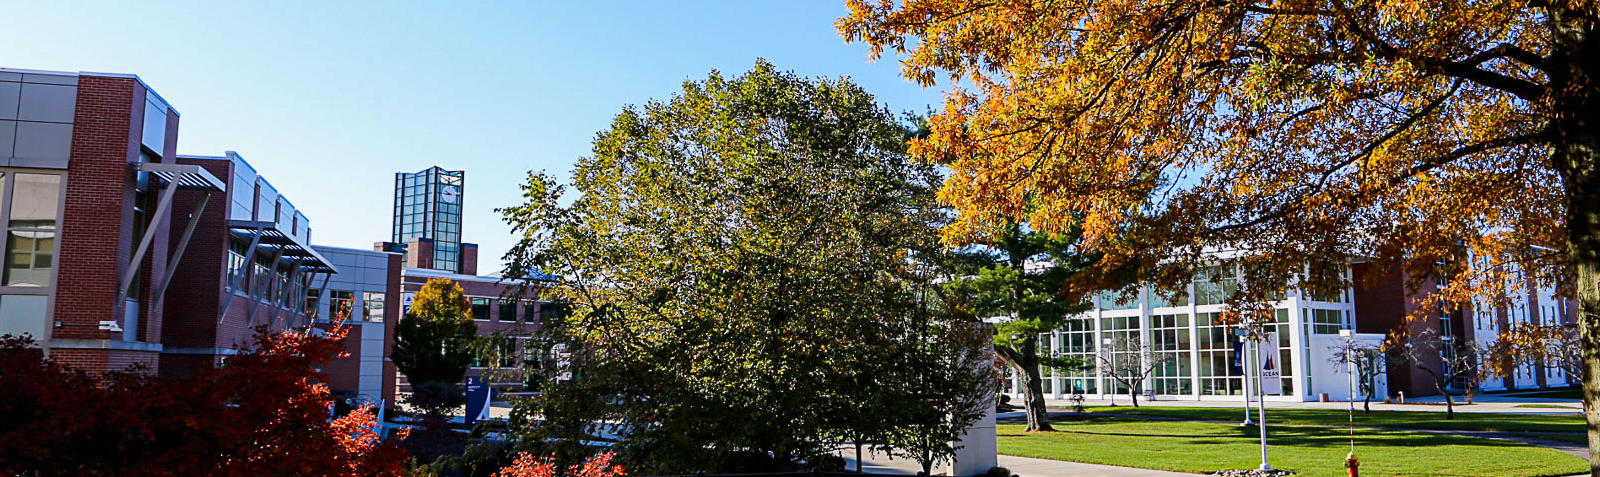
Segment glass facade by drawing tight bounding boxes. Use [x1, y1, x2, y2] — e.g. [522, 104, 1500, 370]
[1018, 265, 1354, 401]
[0, 171, 63, 341]
[392, 167, 464, 273]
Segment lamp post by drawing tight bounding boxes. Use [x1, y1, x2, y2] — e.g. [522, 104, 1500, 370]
[1103, 336, 1116, 407]
[1236, 326, 1253, 426]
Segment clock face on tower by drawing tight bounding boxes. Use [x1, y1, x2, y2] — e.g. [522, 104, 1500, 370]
[441, 185, 459, 204]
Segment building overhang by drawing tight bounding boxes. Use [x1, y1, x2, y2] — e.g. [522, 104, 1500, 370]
[228, 220, 338, 274]
[136, 162, 225, 192]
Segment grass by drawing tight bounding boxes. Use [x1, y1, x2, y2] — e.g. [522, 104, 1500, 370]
[1516, 404, 1581, 410]
[1524, 432, 1589, 445]
[1497, 388, 1584, 400]
[999, 418, 1588, 477]
[1083, 405, 1584, 433]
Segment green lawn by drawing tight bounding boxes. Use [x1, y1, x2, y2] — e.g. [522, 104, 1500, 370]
[1084, 405, 1584, 433]
[1497, 388, 1584, 400]
[1516, 404, 1582, 410]
[999, 418, 1587, 477]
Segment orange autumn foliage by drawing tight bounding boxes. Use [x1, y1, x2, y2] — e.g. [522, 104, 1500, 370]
[494, 452, 627, 477]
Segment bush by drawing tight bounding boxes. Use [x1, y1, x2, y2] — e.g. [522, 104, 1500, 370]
[984, 466, 1012, 477]
[808, 453, 846, 472]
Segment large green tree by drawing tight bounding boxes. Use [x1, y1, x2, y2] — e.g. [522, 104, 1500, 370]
[393, 278, 477, 389]
[499, 60, 989, 473]
[941, 223, 1092, 432]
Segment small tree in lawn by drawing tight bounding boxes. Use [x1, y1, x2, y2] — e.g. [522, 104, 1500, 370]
[1097, 336, 1170, 408]
[1329, 342, 1386, 413]
[392, 277, 477, 456]
[884, 319, 997, 476]
[1385, 328, 1481, 420]
[1484, 322, 1581, 392]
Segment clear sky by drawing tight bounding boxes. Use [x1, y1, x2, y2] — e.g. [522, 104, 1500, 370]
[1, 1, 941, 273]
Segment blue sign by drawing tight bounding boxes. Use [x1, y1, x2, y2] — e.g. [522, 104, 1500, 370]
[1231, 339, 1244, 375]
[465, 375, 491, 424]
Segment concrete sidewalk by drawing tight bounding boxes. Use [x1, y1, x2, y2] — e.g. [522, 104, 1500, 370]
[841, 448, 1196, 476]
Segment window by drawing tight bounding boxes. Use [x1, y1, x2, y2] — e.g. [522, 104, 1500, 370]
[1150, 286, 1189, 308]
[4, 174, 60, 287]
[1306, 308, 1345, 334]
[329, 291, 354, 321]
[1054, 318, 1096, 393]
[305, 289, 321, 320]
[227, 240, 249, 291]
[1150, 313, 1192, 394]
[471, 298, 491, 321]
[1194, 266, 1238, 305]
[499, 300, 518, 322]
[1098, 288, 1138, 311]
[524, 301, 540, 322]
[363, 292, 385, 322]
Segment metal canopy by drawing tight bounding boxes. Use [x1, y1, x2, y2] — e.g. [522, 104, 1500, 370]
[228, 220, 338, 274]
[136, 162, 226, 191]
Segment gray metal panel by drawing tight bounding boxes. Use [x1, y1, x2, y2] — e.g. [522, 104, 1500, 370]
[17, 83, 76, 123]
[0, 72, 20, 82]
[0, 82, 19, 120]
[20, 73, 77, 86]
[12, 121, 72, 169]
[0, 120, 13, 165]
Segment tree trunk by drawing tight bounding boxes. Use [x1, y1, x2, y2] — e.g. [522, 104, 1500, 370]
[855, 442, 863, 473]
[1443, 389, 1455, 420]
[998, 340, 1055, 432]
[1548, 8, 1600, 475]
[1130, 387, 1140, 408]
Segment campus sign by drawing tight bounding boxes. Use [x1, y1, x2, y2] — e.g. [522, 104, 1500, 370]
[1258, 331, 1282, 395]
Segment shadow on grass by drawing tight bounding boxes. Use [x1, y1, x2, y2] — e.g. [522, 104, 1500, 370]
[1014, 418, 1542, 451]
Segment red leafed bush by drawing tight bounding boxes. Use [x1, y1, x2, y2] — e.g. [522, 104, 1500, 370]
[495, 452, 627, 477]
[0, 323, 409, 476]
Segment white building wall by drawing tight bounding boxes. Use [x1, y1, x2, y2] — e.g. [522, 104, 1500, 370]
[313, 245, 397, 404]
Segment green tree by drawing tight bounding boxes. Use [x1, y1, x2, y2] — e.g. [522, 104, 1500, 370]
[394, 278, 477, 388]
[393, 277, 477, 458]
[499, 60, 974, 473]
[941, 223, 1092, 431]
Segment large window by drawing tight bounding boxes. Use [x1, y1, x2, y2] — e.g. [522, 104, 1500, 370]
[1055, 318, 1097, 393]
[1195, 312, 1245, 395]
[471, 297, 491, 321]
[363, 292, 385, 322]
[329, 291, 354, 321]
[226, 240, 249, 291]
[1194, 266, 1238, 306]
[1099, 315, 1139, 394]
[1149, 313, 1192, 395]
[4, 174, 61, 287]
[1306, 308, 1347, 334]
[1097, 288, 1139, 311]
[499, 300, 518, 322]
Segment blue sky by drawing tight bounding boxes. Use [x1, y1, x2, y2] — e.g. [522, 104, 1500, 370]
[1, 1, 942, 272]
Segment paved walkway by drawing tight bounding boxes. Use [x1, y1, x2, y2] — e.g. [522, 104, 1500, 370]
[840, 448, 1197, 476]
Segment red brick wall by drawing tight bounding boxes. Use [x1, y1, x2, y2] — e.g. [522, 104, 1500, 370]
[1352, 262, 1445, 397]
[460, 243, 478, 275]
[160, 157, 231, 352]
[55, 76, 140, 342]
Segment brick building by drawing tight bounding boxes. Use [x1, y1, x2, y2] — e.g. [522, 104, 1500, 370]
[0, 68, 229, 374]
[0, 68, 389, 403]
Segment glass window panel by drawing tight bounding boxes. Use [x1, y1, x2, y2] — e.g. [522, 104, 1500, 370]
[9, 174, 61, 229]
[363, 292, 385, 322]
[4, 231, 53, 287]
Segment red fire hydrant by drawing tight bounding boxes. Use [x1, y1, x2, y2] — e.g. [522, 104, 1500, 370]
[1345, 452, 1360, 477]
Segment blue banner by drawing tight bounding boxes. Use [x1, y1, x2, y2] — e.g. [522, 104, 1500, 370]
[465, 375, 490, 424]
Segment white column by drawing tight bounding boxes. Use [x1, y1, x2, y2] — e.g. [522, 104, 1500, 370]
[1187, 282, 1201, 400]
[1286, 291, 1306, 401]
[1138, 286, 1155, 397]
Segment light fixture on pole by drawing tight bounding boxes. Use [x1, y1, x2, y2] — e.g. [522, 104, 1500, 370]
[1102, 336, 1116, 407]
[1235, 326, 1253, 426]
